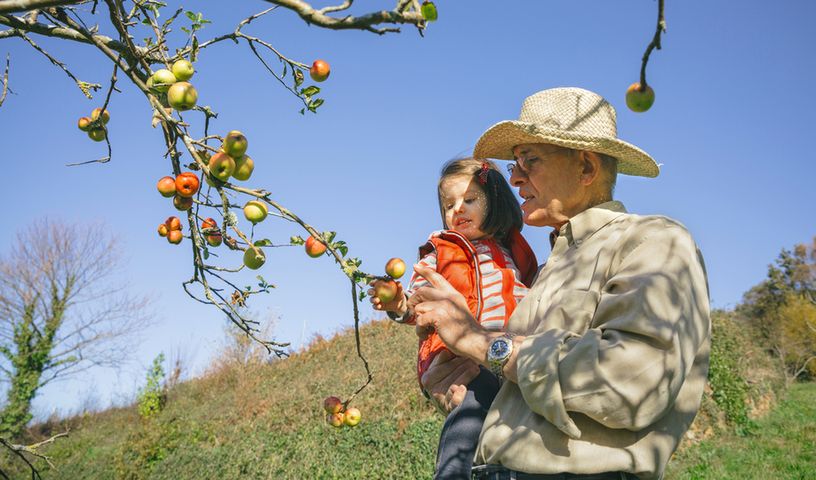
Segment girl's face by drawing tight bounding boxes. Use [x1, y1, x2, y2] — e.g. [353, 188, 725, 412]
[440, 175, 489, 241]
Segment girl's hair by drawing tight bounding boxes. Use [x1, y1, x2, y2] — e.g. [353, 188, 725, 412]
[437, 157, 523, 241]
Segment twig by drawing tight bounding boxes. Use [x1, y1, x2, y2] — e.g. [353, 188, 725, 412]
[19, 30, 101, 97]
[0, 54, 9, 107]
[639, 0, 666, 90]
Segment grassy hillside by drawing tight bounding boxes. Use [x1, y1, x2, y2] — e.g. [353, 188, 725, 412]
[1, 313, 798, 479]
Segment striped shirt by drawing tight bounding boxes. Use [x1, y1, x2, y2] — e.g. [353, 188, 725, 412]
[406, 238, 530, 331]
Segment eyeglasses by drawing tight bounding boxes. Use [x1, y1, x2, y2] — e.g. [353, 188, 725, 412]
[506, 148, 567, 176]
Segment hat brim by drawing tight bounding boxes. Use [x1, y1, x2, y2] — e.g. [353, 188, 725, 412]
[473, 121, 659, 178]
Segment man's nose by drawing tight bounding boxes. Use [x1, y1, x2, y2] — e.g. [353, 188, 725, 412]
[509, 168, 525, 186]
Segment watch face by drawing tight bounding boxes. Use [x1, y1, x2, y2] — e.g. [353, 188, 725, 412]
[490, 338, 510, 359]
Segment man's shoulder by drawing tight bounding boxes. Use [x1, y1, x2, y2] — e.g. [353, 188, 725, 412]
[613, 211, 692, 235]
[607, 211, 698, 253]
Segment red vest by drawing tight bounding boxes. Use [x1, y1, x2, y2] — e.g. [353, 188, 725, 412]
[413, 228, 538, 384]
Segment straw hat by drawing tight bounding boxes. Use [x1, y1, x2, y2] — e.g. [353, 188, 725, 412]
[473, 87, 659, 177]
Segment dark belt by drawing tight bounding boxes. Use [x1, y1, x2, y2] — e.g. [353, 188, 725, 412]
[471, 465, 638, 480]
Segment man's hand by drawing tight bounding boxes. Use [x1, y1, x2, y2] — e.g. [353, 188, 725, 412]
[408, 263, 484, 356]
[420, 350, 480, 413]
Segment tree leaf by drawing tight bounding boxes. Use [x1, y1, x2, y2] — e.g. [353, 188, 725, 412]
[254, 239, 273, 247]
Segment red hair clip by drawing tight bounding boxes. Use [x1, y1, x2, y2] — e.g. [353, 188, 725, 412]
[478, 162, 489, 184]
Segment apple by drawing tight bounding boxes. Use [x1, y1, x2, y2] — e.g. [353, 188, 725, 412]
[151, 69, 176, 93]
[77, 117, 92, 132]
[201, 217, 218, 232]
[374, 279, 399, 303]
[157, 176, 177, 197]
[243, 246, 266, 270]
[385, 258, 406, 279]
[167, 230, 183, 244]
[243, 200, 268, 224]
[205, 233, 222, 247]
[305, 235, 327, 258]
[173, 194, 193, 211]
[174, 172, 200, 198]
[343, 407, 361, 427]
[309, 60, 330, 82]
[91, 108, 110, 125]
[87, 129, 106, 142]
[222, 131, 248, 158]
[232, 155, 254, 181]
[157, 223, 169, 237]
[167, 82, 198, 111]
[323, 396, 343, 414]
[326, 412, 344, 428]
[625, 82, 655, 113]
[165, 216, 182, 231]
[171, 59, 194, 82]
[421, 1, 438, 21]
[208, 152, 235, 181]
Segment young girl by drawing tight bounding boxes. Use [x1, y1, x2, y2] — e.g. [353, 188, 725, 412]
[370, 158, 538, 480]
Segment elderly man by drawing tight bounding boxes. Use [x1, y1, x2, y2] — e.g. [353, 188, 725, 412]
[409, 87, 710, 480]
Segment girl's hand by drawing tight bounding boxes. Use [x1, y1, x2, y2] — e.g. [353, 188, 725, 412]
[367, 279, 407, 316]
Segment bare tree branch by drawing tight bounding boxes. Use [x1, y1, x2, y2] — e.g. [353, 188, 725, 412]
[0, 54, 9, 107]
[0, 0, 84, 14]
[639, 0, 666, 89]
[263, 0, 424, 34]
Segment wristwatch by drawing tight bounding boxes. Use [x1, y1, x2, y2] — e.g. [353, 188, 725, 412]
[486, 334, 516, 379]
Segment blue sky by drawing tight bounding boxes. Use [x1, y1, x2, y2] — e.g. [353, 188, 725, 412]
[1, 1, 814, 418]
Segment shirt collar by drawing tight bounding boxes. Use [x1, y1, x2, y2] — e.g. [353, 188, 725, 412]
[551, 201, 627, 248]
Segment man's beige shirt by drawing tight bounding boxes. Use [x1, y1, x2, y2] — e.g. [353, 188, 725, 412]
[475, 201, 711, 480]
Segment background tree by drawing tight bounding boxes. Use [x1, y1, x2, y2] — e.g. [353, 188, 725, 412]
[738, 236, 816, 382]
[0, 219, 151, 439]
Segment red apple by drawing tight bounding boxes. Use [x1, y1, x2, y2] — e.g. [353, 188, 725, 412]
[305, 235, 327, 258]
[243, 200, 268, 224]
[625, 82, 655, 113]
[343, 407, 361, 427]
[232, 154, 254, 181]
[174, 172, 200, 198]
[205, 233, 222, 247]
[309, 60, 330, 82]
[87, 129, 106, 142]
[208, 152, 235, 182]
[77, 117, 92, 132]
[222, 131, 248, 158]
[326, 412, 344, 428]
[91, 107, 110, 125]
[374, 279, 400, 304]
[157, 176, 177, 198]
[385, 258, 406, 279]
[171, 59, 194, 82]
[151, 68, 176, 93]
[167, 82, 198, 111]
[243, 246, 266, 270]
[167, 230, 183, 244]
[323, 396, 343, 414]
[173, 194, 193, 211]
[157, 223, 169, 237]
[165, 216, 182, 231]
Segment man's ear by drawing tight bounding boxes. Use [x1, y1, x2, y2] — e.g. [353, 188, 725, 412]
[579, 150, 602, 186]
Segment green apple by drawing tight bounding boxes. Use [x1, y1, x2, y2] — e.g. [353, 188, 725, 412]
[232, 155, 254, 181]
[87, 129, 106, 142]
[208, 152, 235, 181]
[243, 246, 266, 270]
[243, 200, 268, 224]
[374, 279, 399, 303]
[77, 117, 92, 132]
[151, 68, 177, 93]
[421, 1, 438, 21]
[625, 82, 655, 113]
[171, 59, 195, 81]
[343, 407, 361, 427]
[91, 108, 110, 125]
[222, 131, 248, 158]
[173, 194, 193, 211]
[167, 82, 198, 111]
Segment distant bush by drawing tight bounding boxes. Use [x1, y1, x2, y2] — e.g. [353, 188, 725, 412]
[138, 353, 167, 420]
